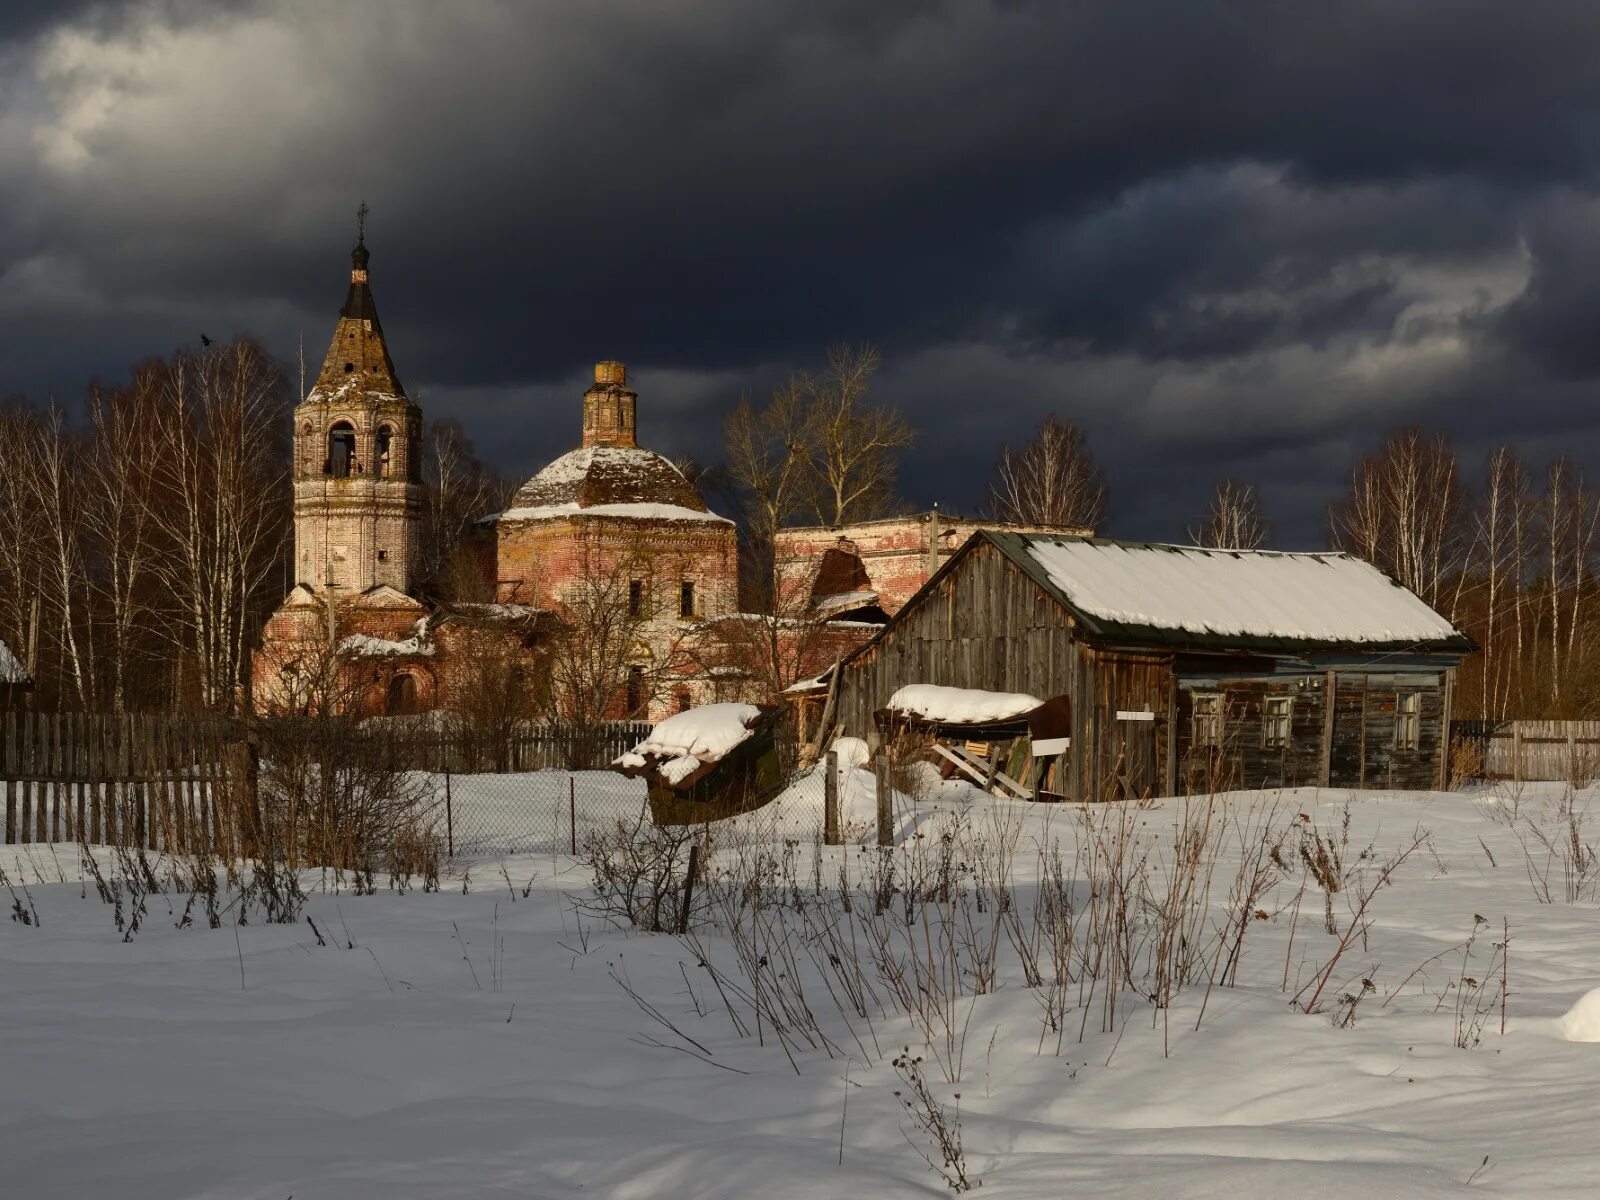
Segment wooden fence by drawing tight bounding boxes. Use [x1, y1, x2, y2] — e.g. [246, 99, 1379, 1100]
[371, 720, 655, 774]
[1452, 719, 1600, 782]
[2, 713, 657, 847]
[2, 712, 248, 851]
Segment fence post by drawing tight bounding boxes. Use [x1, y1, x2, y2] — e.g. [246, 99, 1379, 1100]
[824, 750, 841, 846]
[570, 775, 578, 856]
[444, 770, 454, 859]
[4, 710, 14, 845]
[875, 754, 892, 848]
[677, 842, 701, 935]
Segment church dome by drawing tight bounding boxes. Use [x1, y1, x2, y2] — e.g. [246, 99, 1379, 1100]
[497, 445, 731, 524]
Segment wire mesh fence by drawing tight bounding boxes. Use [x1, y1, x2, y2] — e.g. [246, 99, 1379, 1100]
[416, 769, 652, 858]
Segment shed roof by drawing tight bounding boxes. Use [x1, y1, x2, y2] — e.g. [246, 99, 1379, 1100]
[988, 533, 1470, 653]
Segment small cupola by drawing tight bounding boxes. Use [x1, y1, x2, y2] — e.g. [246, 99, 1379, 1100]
[581, 360, 638, 449]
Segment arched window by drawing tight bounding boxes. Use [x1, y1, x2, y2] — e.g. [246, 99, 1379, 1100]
[375, 425, 393, 478]
[386, 673, 419, 716]
[327, 421, 356, 477]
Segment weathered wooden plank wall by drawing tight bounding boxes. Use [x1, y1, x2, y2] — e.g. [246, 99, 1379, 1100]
[1459, 719, 1600, 781]
[837, 541, 1081, 744]
[1172, 672, 1448, 793]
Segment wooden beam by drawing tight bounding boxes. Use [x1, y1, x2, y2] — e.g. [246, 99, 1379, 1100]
[931, 742, 1032, 799]
[1439, 667, 1455, 790]
[1165, 673, 1179, 798]
[1318, 669, 1337, 789]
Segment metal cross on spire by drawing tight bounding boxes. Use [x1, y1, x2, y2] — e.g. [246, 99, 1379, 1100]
[356, 202, 369, 245]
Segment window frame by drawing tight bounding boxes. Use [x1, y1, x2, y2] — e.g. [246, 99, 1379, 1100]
[1191, 692, 1223, 749]
[1261, 695, 1293, 750]
[1395, 691, 1421, 751]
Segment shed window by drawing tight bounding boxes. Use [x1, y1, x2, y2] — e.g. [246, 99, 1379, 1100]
[628, 579, 644, 618]
[679, 580, 695, 618]
[1396, 692, 1421, 751]
[1192, 693, 1222, 748]
[1262, 696, 1293, 749]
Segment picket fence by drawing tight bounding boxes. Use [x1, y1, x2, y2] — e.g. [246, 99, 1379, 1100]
[1, 711, 248, 851]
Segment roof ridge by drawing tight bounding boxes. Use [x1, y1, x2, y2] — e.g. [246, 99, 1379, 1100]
[1014, 531, 1354, 560]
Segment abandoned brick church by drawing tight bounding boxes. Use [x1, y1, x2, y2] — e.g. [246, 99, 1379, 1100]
[253, 231, 754, 720]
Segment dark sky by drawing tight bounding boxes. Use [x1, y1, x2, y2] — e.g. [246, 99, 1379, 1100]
[4, 1, 1600, 544]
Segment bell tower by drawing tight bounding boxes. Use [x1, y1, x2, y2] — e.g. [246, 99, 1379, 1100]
[291, 208, 423, 598]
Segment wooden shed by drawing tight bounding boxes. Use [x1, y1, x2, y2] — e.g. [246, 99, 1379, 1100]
[613, 703, 785, 823]
[834, 533, 1472, 800]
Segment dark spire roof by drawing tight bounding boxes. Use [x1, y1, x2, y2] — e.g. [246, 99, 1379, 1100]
[311, 216, 407, 400]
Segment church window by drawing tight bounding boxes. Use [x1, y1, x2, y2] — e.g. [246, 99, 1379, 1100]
[343, 362, 354, 373]
[625, 666, 644, 715]
[378, 549, 388, 561]
[376, 426, 393, 477]
[628, 579, 644, 618]
[386, 673, 419, 716]
[679, 580, 696, 618]
[327, 422, 356, 477]
[674, 690, 691, 713]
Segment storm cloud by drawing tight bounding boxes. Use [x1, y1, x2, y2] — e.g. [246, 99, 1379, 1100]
[4, 0, 1600, 541]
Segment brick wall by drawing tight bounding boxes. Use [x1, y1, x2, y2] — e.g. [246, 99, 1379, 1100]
[775, 512, 1095, 616]
[495, 513, 741, 720]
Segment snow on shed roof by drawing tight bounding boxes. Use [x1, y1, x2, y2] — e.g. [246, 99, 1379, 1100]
[1003, 535, 1466, 650]
[614, 703, 763, 787]
[886, 684, 1041, 724]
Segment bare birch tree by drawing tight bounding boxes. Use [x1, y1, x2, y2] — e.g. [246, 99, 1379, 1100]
[1330, 428, 1465, 612]
[84, 370, 164, 712]
[987, 415, 1107, 529]
[804, 343, 913, 526]
[0, 405, 46, 691]
[725, 377, 815, 607]
[145, 339, 290, 712]
[1191, 478, 1269, 549]
[24, 405, 94, 709]
[420, 417, 511, 602]
[1471, 446, 1529, 718]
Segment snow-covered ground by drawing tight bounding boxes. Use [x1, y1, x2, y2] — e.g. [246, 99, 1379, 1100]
[5, 769, 1600, 1197]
